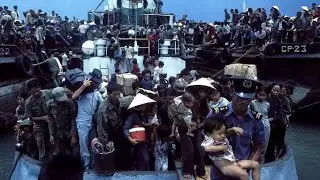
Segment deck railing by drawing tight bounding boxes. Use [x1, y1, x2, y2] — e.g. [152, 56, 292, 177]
[158, 39, 180, 57]
[118, 37, 150, 56]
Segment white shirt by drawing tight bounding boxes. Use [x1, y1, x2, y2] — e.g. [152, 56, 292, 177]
[61, 53, 69, 67]
[35, 26, 45, 45]
[11, 11, 20, 20]
[78, 24, 88, 34]
[209, 97, 230, 109]
[153, 66, 163, 82]
[53, 57, 63, 73]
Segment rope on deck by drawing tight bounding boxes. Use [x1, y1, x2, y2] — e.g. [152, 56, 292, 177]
[211, 46, 258, 78]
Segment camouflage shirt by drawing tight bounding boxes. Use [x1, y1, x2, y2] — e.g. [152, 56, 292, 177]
[47, 99, 77, 139]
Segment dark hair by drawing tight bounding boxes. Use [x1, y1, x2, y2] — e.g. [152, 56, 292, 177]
[46, 51, 53, 57]
[107, 82, 121, 94]
[180, 69, 189, 77]
[157, 84, 166, 91]
[159, 61, 164, 67]
[212, 82, 223, 94]
[165, 87, 175, 97]
[168, 76, 176, 85]
[286, 86, 294, 95]
[115, 69, 120, 73]
[182, 92, 194, 103]
[132, 80, 141, 91]
[17, 92, 28, 99]
[256, 85, 267, 94]
[132, 58, 137, 64]
[264, 83, 281, 96]
[203, 114, 225, 134]
[39, 154, 84, 180]
[157, 125, 171, 139]
[142, 69, 151, 76]
[27, 79, 40, 90]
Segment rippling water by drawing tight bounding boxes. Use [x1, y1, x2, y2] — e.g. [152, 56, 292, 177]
[1, 122, 320, 180]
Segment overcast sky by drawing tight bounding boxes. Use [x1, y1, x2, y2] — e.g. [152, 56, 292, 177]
[1, 0, 316, 21]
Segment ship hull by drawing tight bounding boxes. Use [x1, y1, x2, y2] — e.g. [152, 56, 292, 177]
[9, 143, 297, 180]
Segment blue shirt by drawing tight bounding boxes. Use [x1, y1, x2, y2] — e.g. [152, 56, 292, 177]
[140, 79, 153, 91]
[208, 103, 265, 160]
[207, 103, 265, 179]
[76, 91, 103, 126]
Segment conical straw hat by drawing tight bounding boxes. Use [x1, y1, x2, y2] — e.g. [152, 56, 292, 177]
[272, 6, 280, 11]
[128, 93, 156, 109]
[301, 6, 309, 11]
[186, 78, 216, 90]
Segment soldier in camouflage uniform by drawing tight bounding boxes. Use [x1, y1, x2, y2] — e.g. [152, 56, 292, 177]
[25, 79, 53, 161]
[47, 87, 78, 155]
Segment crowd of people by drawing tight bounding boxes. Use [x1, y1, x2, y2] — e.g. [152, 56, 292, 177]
[188, 3, 320, 50]
[1, 3, 320, 78]
[2, 3, 320, 53]
[14, 64, 293, 179]
[2, 2, 304, 180]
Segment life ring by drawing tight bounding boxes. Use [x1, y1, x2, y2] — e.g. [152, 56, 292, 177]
[16, 55, 34, 77]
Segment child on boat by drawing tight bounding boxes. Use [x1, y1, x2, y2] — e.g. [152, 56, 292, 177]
[14, 92, 28, 137]
[17, 118, 38, 159]
[154, 125, 170, 171]
[15, 92, 28, 121]
[201, 116, 260, 180]
[168, 92, 197, 137]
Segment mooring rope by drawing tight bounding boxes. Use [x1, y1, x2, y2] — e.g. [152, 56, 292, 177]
[211, 45, 258, 78]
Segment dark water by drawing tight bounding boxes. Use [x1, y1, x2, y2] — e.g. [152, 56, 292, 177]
[1, 122, 320, 180]
[0, 131, 15, 180]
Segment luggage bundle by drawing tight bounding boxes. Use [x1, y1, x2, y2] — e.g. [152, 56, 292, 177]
[116, 73, 138, 96]
[64, 68, 90, 92]
[224, 63, 258, 80]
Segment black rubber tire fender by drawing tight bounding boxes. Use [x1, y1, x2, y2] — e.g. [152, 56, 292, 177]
[16, 55, 34, 77]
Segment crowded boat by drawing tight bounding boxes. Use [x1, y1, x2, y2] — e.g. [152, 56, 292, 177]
[2, 1, 314, 179]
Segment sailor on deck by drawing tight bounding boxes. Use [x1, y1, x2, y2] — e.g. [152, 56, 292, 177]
[207, 76, 265, 179]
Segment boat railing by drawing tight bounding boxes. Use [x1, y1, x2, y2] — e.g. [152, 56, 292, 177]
[158, 39, 180, 57]
[118, 37, 151, 56]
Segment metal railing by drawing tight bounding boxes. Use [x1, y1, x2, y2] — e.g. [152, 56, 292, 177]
[118, 37, 150, 56]
[158, 39, 180, 56]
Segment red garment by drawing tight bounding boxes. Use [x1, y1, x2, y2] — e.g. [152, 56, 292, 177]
[316, 9, 320, 17]
[131, 64, 140, 75]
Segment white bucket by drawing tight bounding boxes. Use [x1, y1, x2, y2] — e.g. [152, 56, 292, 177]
[96, 39, 107, 57]
[163, 40, 171, 46]
[161, 40, 171, 55]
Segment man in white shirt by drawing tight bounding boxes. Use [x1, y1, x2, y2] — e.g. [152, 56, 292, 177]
[25, 10, 34, 25]
[153, 61, 164, 83]
[11, 5, 20, 20]
[78, 21, 88, 42]
[61, 51, 69, 71]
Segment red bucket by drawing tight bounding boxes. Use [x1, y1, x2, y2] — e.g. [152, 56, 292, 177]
[129, 127, 146, 142]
